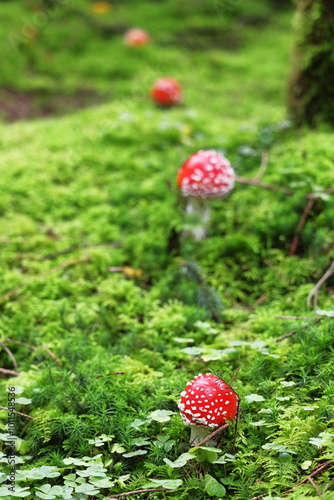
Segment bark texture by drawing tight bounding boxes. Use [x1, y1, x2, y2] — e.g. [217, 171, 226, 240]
[287, 0, 334, 127]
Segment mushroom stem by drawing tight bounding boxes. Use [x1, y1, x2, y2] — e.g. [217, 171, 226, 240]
[185, 198, 211, 241]
[190, 426, 216, 446]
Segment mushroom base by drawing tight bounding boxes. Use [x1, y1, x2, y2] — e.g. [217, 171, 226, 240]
[184, 198, 211, 241]
[190, 425, 217, 446]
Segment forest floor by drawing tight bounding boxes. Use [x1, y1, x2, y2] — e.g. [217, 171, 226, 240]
[0, 1, 334, 499]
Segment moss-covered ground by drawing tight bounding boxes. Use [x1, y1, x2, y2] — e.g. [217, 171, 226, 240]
[0, 1, 334, 499]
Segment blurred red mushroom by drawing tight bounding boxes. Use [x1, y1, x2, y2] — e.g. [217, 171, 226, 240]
[178, 373, 239, 445]
[177, 150, 235, 240]
[151, 77, 182, 107]
[124, 28, 150, 46]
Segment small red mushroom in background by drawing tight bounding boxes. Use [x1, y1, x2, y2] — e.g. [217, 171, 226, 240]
[150, 77, 183, 107]
[124, 28, 150, 46]
[177, 149, 235, 240]
[178, 373, 239, 445]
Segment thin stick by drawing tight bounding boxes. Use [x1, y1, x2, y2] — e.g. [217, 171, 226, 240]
[0, 406, 35, 420]
[255, 150, 269, 180]
[308, 477, 321, 496]
[0, 367, 20, 376]
[229, 366, 241, 385]
[235, 175, 294, 195]
[42, 345, 62, 365]
[323, 479, 334, 493]
[289, 198, 315, 256]
[275, 317, 323, 343]
[275, 315, 313, 320]
[192, 423, 229, 448]
[96, 372, 126, 378]
[0, 342, 18, 369]
[249, 494, 267, 500]
[107, 488, 167, 498]
[307, 261, 334, 309]
[3, 338, 36, 350]
[275, 331, 297, 342]
[293, 460, 332, 488]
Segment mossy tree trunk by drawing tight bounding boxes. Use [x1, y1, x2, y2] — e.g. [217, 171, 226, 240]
[287, 0, 334, 127]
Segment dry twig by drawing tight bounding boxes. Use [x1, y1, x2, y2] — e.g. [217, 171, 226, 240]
[3, 338, 36, 350]
[191, 423, 229, 448]
[0, 367, 20, 376]
[307, 261, 334, 310]
[96, 371, 126, 378]
[42, 345, 62, 365]
[229, 366, 241, 385]
[0, 342, 18, 369]
[0, 406, 35, 420]
[235, 175, 294, 195]
[289, 198, 315, 256]
[308, 477, 321, 496]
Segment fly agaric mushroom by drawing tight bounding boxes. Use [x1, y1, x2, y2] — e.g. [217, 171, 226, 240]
[151, 77, 182, 107]
[177, 149, 235, 240]
[178, 373, 239, 445]
[124, 28, 150, 46]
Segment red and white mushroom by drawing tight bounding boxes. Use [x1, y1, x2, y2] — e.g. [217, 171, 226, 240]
[178, 373, 239, 445]
[177, 150, 235, 240]
[124, 28, 150, 46]
[150, 77, 183, 107]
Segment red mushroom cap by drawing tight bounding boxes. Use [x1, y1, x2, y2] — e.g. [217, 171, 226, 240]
[177, 150, 235, 198]
[124, 28, 150, 46]
[150, 77, 182, 107]
[178, 373, 239, 428]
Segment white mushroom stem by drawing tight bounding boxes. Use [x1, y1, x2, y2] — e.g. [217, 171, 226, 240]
[190, 426, 217, 446]
[185, 197, 211, 241]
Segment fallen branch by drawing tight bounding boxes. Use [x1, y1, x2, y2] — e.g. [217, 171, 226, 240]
[0, 367, 20, 376]
[235, 175, 294, 195]
[0, 406, 35, 420]
[191, 423, 229, 448]
[249, 494, 267, 500]
[289, 198, 315, 256]
[0, 342, 18, 369]
[107, 488, 167, 498]
[307, 261, 334, 310]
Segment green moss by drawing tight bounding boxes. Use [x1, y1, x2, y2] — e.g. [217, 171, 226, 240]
[0, 1, 333, 499]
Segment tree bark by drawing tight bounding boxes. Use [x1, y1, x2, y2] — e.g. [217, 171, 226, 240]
[287, 0, 334, 127]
